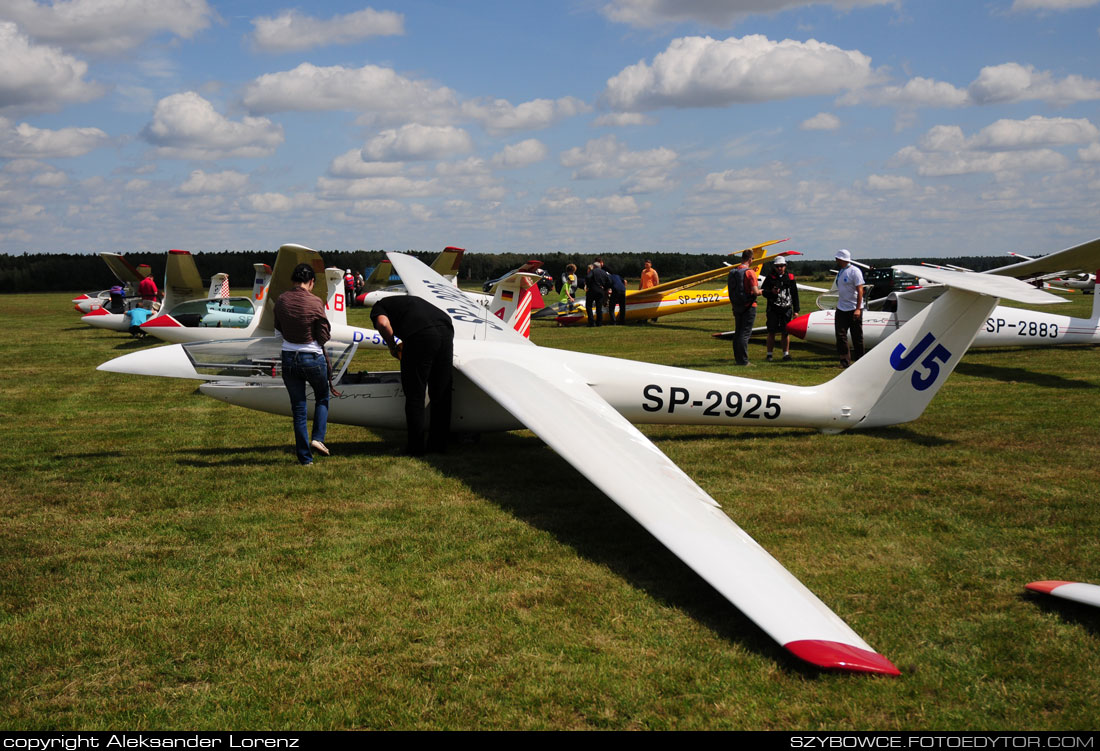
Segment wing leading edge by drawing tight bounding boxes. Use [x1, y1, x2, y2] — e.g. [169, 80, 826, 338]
[453, 343, 900, 675]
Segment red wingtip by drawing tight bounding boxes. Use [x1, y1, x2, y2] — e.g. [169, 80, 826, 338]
[785, 640, 901, 676]
[787, 312, 809, 339]
[1025, 580, 1072, 594]
[141, 314, 182, 328]
[169, 249, 189, 255]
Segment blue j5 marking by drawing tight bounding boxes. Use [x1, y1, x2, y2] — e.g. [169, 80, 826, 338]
[889, 332, 953, 392]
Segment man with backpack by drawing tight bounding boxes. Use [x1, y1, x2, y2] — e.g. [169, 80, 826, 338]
[727, 250, 761, 366]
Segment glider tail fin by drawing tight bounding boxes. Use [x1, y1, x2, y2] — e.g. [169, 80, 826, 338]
[490, 272, 542, 338]
[823, 266, 1064, 430]
[324, 267, 348, 328]
[208, 273, 229, 299]
[431, 246, 465, 281]
[252, 263, 272, 303]
[255, 244, 325, 335]
[162, 249, 204, 311]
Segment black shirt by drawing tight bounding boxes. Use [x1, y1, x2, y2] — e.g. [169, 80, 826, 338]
[370, 296, 454, 338]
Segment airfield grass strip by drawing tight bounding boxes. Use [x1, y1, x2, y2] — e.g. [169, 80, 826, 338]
[0, 290, 1097, 730]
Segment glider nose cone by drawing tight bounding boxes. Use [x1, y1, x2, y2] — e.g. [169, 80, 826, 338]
[141, 313, 181, 329]
[1025, 580, 1072, 594]
[97, 344, 198, 380]
[785, 640, 901, 676]
[787, 313, 809, 340]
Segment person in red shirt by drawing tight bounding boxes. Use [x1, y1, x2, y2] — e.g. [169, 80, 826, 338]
[137, 267, 158, 303]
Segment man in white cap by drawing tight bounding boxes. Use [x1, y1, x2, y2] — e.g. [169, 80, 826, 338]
[833, 249, 865, 368]
[761, 255, 799, 361]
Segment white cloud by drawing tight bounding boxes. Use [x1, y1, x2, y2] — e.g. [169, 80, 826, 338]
[865, 174, 914, 191]
[361, 124, 472, 162]
[593, 112, 657, 127]
[462, 96, 589, 135]
[142, 92, 284, 160]
[842, 77, 969, 108]
[1010, 0, 1099, 10]
[701, 164, 787, 193]
[1077, 142, 1100, 161]
[604, 34, 877, 111]
[894, 116, 1098, 176]
[971, 116, 1099, 149]
[316, 175, 442, 199]
[328, 149, 405, 178]
[0, 22, 103, 113]
[245, 192, 294, 212]
[179, 169, 249, 195]
[800, 112, 841, 130]
[490, 139, 548, 169]
[600, 0, 891, 28]
[0, 0, 213, 55]
[242, 63, 459, 125]
[968, 63, 1100, 106]
[0, 118, 108, 157]
[842, 64, 1100, 109]
[539, 189, 641, 215]
[560, 134, 677, 179]
[250, 7, 403, 53]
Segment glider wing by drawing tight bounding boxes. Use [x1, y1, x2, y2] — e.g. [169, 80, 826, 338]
[453, 343, 899, 675]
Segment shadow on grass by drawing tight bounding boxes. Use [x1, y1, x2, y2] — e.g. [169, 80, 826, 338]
[858, 426, 954, 448]
[416, 431, 832, 679]
[1021, 592, 1100, 636]
[112, 338, 158, 351]
[955, 362, 1094, 389]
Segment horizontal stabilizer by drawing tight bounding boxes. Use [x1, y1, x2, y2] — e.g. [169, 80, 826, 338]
[892, 265, 1065, 305]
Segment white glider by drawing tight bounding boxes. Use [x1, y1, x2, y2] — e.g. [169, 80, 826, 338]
[98, 251, 1066, 676]
[789, 265, 1096, 350]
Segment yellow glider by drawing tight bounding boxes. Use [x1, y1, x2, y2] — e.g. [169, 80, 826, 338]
[537, 240, 797, 326]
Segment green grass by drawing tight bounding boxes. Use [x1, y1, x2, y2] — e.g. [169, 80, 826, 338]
[1, 289, 1098, 730]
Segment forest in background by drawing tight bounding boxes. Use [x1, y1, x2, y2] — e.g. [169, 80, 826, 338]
[0, 248, 1022, 293]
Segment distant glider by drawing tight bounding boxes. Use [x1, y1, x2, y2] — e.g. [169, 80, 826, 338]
[536, 240, 797, 326]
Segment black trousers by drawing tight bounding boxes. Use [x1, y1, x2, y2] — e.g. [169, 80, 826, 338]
[586, 291, 605, 326]
[834, 308, 864, 367]
[400, 325, 453, 453]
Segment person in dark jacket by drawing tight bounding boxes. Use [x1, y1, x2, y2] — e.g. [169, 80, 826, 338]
[274, 263, 332, 465]
[370, 296, 454, 455]
[727, 250, 761, 366]
[606, 267, 627, 324]
[585, 259, 610, 327]
[761, 256, 800, 361]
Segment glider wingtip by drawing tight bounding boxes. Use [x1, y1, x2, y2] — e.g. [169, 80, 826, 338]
[785, 640, 901, 676]
[1025, 580, 1072, 594]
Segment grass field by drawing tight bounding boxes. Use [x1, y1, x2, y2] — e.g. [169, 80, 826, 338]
[1, 289, 1098, 730]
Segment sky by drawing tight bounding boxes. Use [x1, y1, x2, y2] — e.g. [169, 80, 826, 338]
[1, 0, 1099, 260]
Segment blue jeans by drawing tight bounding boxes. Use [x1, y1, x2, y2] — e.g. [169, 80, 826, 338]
[281, 350, 329, 464]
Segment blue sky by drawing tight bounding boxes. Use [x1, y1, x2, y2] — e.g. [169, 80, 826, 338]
[2, 0, 1099, 260]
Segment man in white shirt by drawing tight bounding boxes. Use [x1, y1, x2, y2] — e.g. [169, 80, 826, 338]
[833, 249, 865, 368]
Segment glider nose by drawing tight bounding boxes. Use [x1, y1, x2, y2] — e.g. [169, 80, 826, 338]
[787, 313, 809, 339]
[97, 344, 198, 380]
[141, 313, 182, 329]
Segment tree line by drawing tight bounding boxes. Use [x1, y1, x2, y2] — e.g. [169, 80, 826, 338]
[0, 248, 1022, 294]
